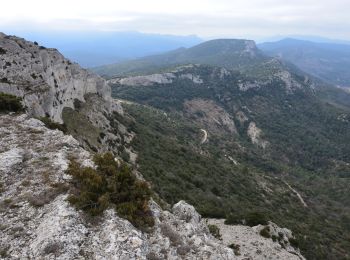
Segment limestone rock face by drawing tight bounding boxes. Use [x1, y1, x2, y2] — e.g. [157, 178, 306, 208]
[247, 121, 269, 149]
[0, 33, 111, 123]
[108, 65, 203, 87]
[184, 98, 238, 136]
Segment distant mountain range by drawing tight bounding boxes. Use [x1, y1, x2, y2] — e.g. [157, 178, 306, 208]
[259, 38, 350, 87]
[92, 39, 268, 77]
[92, 36, 350, 90]
[5, 31, 202, 67]
[257, 35, 350, 45]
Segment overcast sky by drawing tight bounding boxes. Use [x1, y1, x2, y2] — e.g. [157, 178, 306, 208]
[1, 0, 350, 40]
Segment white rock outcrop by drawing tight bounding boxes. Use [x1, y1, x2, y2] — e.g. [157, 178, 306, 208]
[108, 67, 203, 87]
[247, 122, 269, 149]
[184, 98, 238, 135]
[0, 33, 112, 123]
[206, 219, 305, 260]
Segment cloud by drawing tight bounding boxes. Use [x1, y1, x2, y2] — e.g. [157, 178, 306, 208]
[1, 0, 350, 40]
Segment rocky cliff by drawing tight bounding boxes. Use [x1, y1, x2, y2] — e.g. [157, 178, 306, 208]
[0, 33, 113, 123]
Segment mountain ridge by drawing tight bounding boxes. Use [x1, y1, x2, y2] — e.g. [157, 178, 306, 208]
[92, 39, 267, 78]
[259, 38, 350, 87]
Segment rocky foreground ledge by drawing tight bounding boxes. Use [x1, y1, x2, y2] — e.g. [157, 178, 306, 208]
[0, 114, 304, 259]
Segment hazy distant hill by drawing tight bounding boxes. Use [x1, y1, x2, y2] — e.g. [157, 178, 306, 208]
[259, 38, 350, 87]
[7, 31, 202, 67]
[92, 39, 267, 77]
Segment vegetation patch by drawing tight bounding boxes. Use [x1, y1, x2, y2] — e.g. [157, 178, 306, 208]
[208, 224, 222, 240]
[62, 106, 101, 152]
[225, 212, 269, 227]
[38, 116, 67, 133]
[0, 47, 6, 55]
[0, 92, 23, 113]
[228, 243, 241, 256]
[67, 153, 154, 230]
[259, 226, 271, 238]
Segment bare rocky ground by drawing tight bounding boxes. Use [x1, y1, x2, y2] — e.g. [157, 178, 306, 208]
[206, 219, 305, 260]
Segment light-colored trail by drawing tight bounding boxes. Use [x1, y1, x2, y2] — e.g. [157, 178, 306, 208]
[200, 129, 208, 144]
[284, 181, 308, 208]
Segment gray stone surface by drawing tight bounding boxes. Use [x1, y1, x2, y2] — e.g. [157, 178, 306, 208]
[0, 33, 112, 123]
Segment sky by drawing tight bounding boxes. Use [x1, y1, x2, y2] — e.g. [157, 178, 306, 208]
[1, 0, 350, 40]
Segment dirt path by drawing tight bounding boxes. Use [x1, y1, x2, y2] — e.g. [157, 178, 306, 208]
[284, 181, 308, 207]
[200, 129, 208, 144]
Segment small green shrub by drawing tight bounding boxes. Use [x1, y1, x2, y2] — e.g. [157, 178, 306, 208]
[0, 77, 10, 83]
[225, 211, 269, 227]
[272, 235, 278, 242]
[39, 116, 67, 133]
[228, 243, 241, 256]
[289, 237, 300, 248]
[0, 92, 23, 113]
[259, 226, 271, 238]
[67, 153, 154, 230]
[0, 246, 9, 258]
[245, 212, 269, 226]
[208, 224, 222, 240]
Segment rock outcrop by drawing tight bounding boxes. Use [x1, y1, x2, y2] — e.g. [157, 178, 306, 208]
[184, 98, 238, 135]
[247, 122, 269, 149]
[108, 65, 203, 87]
[0, 33, 112, 123]
[206, 219, 305, 260]
[0, 32, 129, 155]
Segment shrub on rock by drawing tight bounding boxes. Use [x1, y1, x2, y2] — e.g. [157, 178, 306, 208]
[0, 93, 23, 113]
[67, 152, 154, 230]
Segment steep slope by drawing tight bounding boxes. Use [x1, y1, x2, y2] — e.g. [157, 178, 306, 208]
[0, 32, 132, 155]
[259, 38, 350, 88]
[92, 39, 267, 77]
[0, 32, 113, 123]
[110, 63, 350, 259]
